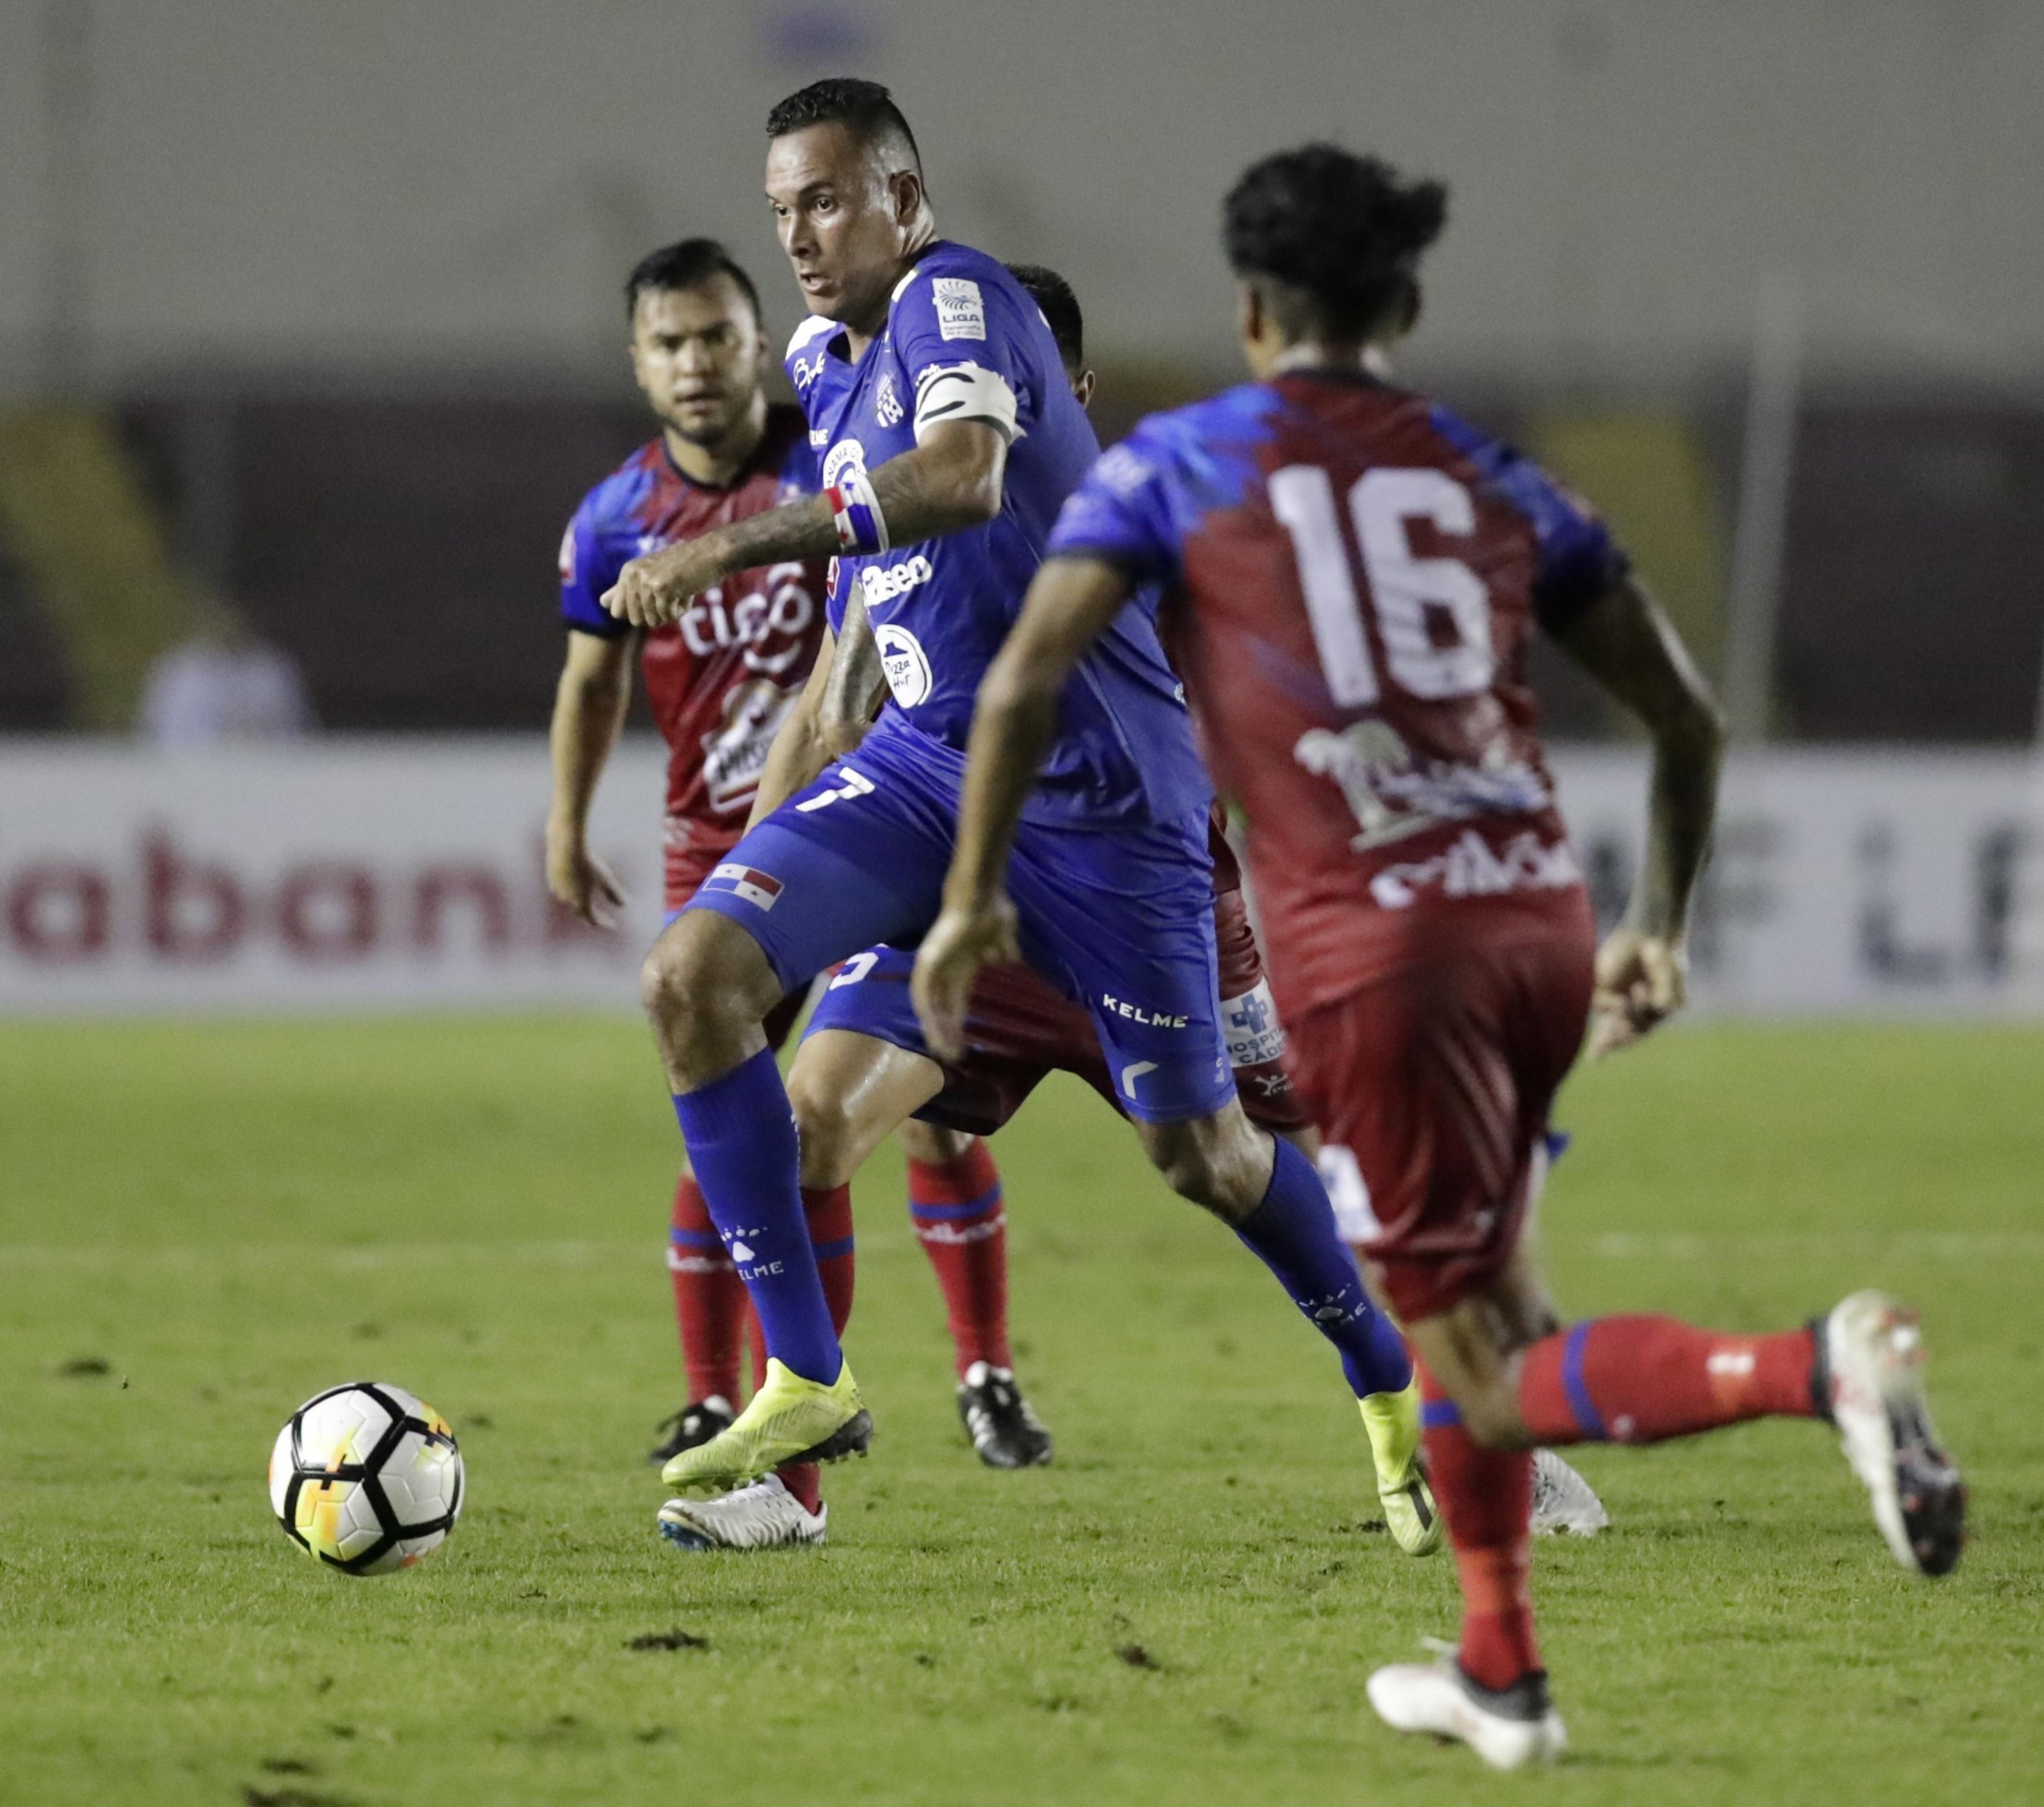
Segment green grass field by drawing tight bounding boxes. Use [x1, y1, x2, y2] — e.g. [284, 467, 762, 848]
[2, 1018, 2040, 1807]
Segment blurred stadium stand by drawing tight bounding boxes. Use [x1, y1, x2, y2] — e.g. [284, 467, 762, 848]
[3, 383, 2033, 742]
[0, 0, 2038, 741]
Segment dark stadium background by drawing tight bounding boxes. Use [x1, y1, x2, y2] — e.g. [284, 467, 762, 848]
[2, 2, 2039, 747]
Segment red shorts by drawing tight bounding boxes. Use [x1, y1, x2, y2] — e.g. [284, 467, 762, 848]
[1285, 924, 1594, 1323]
[664, 835, 741, 917]
[913, 884, 1311, 1138]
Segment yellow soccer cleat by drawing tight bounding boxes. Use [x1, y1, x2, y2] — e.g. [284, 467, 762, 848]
[1360, 1378, 1443, 1557]
[660, 1357, 872, 1498]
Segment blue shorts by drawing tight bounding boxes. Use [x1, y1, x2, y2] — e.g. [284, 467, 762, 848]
[683, 722, 1234, 1124]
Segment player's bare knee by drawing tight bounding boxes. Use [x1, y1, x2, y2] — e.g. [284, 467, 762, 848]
[638, 929, 695, 1028]
[639, 913, 774, 1046]
[786, 1080, 859, 1191]
[1139, 1113, 1267, 1223]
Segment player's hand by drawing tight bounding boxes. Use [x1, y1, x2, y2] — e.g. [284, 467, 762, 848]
[602, 539, 721, 629]
[912, 894, 1020, 1064]
[1588, 925, 1687, 1058]
[545, 825, 626, 930]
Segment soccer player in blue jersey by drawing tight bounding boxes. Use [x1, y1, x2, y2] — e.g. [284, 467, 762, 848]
[601, 79, 1428, 1532]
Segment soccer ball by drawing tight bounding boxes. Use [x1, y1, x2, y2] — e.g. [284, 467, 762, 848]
[268, 1381, 464, 1575]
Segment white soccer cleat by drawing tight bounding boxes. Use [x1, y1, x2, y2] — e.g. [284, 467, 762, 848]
[1366, 1654, 1567, 1770]
[1530, 1448, 1610, 1536]
[1817, 1290, 1965, 1576]
[656, 1474, 827, 1552]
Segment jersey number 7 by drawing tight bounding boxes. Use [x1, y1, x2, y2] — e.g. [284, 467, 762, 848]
[1269, 465, 1495, 707]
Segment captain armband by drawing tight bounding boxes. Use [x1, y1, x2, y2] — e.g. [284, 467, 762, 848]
[826, 468, 890, 556]
[912, 363, 1020, 445]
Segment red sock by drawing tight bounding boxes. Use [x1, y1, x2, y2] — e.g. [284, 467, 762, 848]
[908, 1141, 1012, 1377]
[1421, 1363, 1539, 1691]
[667, 1174, 744, 1407]
[764, 1184, 855, 1516]
[1517, 1317, 1817, 1445]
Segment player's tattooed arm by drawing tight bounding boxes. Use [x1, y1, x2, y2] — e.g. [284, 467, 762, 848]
[862, 418, 1008, 539]
[747, 603, 884, 830]
[1548, 573, 1726, 1055]
[545, 628, 634, 928]
[600, 422, 1007, 629]
[816, 596, 889, 755]
[747, 621, 844, 827]
[913, 555, 1133, 1060]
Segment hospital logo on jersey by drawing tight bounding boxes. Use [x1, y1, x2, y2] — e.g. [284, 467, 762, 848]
[873, 623, 933, 707]
[822, 438, 869, 490]
[703, 863, 784, 912]
[875, 373, 903, 427]
[1222, 981, 1287, 1068]
[932, 277, 987, 342]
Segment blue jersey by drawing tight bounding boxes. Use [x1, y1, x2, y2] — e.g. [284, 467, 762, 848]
[784, 240, 1208, 828]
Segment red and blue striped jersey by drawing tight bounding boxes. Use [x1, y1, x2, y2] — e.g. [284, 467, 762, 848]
[558, 404, 829, 867]
[1048, 370, 1622, 1012]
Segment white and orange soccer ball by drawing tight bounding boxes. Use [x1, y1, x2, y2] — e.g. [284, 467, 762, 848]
[268, 1381, 464, 1575]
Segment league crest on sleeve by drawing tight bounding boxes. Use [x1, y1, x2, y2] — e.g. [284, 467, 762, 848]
[932, 278, 987, 343]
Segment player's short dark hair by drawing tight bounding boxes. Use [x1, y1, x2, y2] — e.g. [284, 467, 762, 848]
[1223, 145, 1447, 341]
[624, 238, 762, 326]
[766, 77, 921, 172]
[1005, 263, 1084, 375]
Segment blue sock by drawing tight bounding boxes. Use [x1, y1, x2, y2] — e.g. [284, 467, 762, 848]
[1234, 1138, 1413, 1398]
[671, 1048, 842, 1385]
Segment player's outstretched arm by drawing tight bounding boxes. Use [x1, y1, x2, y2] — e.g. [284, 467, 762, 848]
[545, 628, 634, 927]
[913, 555, 1134, 1060]
[602, 422, 1008, 629]
[1548, 573, 1726, 1055]
[746, 621, 843, 828]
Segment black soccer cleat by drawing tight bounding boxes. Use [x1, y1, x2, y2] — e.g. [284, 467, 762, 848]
[648, 1395, 734, 1465]
[957, 1361, 1052, 1468]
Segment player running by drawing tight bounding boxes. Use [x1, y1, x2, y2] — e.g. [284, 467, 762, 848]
[913, 144, 1965, 1769]
[652, 263, 1326, 1551]
[603, 81, 1422, 1532]
[545, 236, 1048, 1492]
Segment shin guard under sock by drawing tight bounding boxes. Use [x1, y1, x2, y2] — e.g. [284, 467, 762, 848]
[1234, 1138, 1412, 1398]
[671, 1048, 842, 1385]
[1516, 1316, 1818, 1446]
[1420, 1365, 1539, 1690]
[908, 1142, 1012, 1377]
[667, 1174, 745, 1406]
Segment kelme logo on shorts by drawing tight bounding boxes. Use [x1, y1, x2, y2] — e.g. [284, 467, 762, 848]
[1101, 993, 1190, 1029]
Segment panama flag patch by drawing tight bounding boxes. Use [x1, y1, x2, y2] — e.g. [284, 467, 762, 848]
[704, 863, 784, 912]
